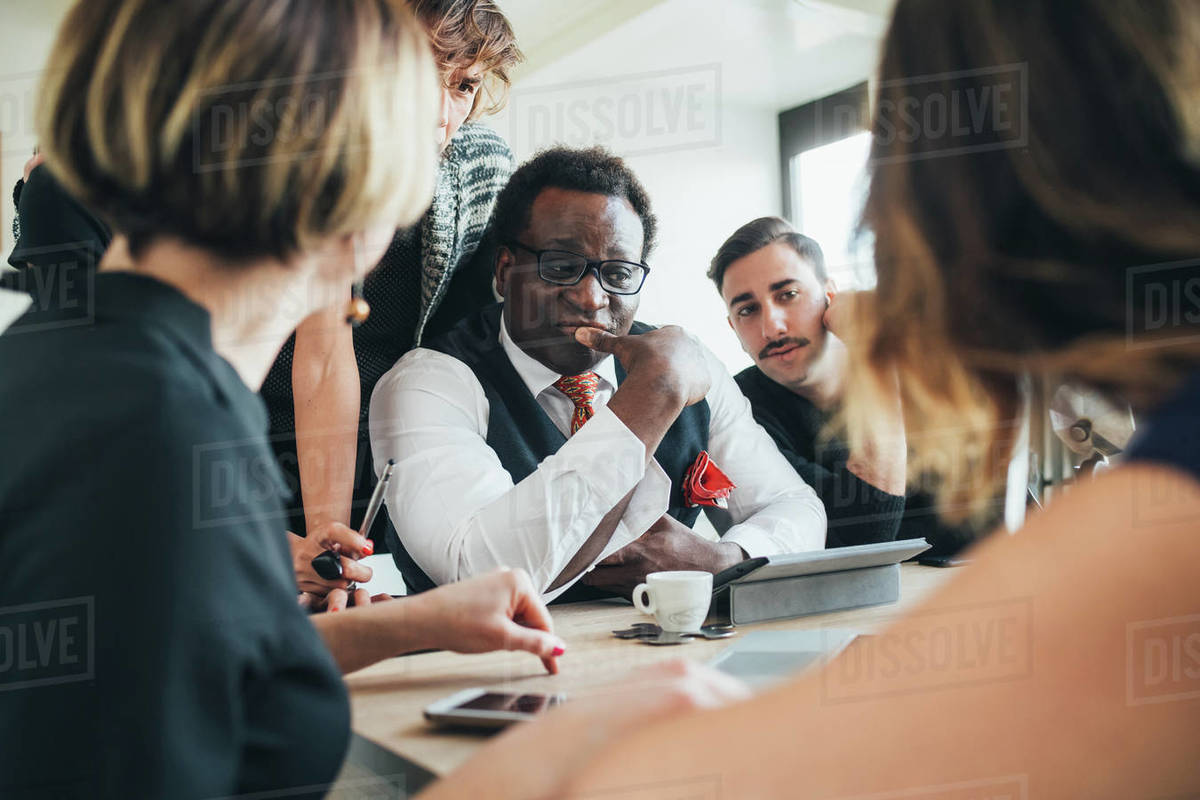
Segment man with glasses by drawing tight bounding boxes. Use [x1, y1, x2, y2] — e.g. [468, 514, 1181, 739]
[369, 147, 825, 600]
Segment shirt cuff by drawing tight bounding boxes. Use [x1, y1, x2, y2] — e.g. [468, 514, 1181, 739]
[543, 459, 672, 602]
[722, 523, 800, 559]
[596, 458, 672, 561]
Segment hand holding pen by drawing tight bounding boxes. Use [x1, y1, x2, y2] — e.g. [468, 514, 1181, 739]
[290, 460, 395, 611]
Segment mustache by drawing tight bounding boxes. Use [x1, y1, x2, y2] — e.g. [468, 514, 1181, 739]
[758, 336, 809, 360]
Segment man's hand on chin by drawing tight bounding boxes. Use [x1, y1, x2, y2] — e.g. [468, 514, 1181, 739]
[580, 515, 746, 598]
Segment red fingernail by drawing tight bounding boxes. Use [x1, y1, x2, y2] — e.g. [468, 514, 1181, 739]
[362, 540, 374, 556]
[329, 607, 339, 613]
[552, 646, 565, 656]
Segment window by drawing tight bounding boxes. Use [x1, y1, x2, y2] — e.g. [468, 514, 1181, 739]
[778, 82, 873, 287]
[790, 130, 872, 288]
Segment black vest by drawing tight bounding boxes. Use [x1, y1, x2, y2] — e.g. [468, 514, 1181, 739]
[387, 303, 710, 594]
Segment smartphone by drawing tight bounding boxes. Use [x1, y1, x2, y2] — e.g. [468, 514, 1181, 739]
[423, 688, 566, 730]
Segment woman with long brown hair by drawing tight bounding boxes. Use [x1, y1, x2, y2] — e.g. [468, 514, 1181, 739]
[423, 1, 1200, 796]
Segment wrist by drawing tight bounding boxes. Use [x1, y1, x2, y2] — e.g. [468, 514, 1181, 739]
[712, 541, 747, 573]
[621, 368, 688, 410]
[305, 513, 339, 535]
[398, 589, 446, 653]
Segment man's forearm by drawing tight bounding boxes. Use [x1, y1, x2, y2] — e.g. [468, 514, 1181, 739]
[545, 374, 686, 591]
[604, 371, 687, 463]
[374, 351, 692, 594]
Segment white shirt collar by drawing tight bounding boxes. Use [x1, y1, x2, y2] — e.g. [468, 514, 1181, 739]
[498, 311, 619, 398]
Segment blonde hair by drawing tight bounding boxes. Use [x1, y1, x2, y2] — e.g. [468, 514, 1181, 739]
[36, 0, 440, 262]
[848, 0, 1200, 521]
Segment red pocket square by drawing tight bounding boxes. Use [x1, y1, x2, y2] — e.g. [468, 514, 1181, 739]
[682, 450, 737, 509]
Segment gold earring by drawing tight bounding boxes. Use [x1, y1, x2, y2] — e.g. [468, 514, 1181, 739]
[345, 281, 370, 327]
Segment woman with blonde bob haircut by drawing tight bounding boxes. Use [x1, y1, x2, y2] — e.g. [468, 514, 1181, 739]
[419, 1, 1200, 797]
[0, 1, 570, 797]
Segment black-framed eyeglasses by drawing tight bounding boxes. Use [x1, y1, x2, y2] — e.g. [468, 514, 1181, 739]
[505, 241, 650, 295]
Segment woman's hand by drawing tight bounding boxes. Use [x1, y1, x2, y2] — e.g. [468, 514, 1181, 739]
[289, 520, 374, 606]
[413, 568, 567, 674]
[298, 586, 393, 614]
[310, 567, 565, 675]
[418, 659, 751, 800]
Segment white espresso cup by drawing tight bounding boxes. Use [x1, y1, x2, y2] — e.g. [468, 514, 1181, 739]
[632, 571, 713, 632]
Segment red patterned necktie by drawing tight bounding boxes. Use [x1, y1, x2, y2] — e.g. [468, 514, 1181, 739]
[553, 372, 600, 435]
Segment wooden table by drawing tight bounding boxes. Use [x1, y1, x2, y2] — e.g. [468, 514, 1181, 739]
[341, 564, 955, 789]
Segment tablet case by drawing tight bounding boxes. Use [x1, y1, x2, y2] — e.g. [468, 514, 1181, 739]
[716, 539, 931, 625]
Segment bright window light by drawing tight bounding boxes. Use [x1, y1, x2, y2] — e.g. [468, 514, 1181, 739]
[790, 130, 874, 288]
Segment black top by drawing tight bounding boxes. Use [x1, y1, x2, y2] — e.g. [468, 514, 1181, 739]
[3, 165, 111, 326]
[261, 227, 426, 441]
[0, 274, 348, 799]
[735, 365, 907, 547]
[390, 303, 711, 597]
[259, 226, 427, 537]
[258, 230, 500, 540]
[734, 365, 1007, 555]
[7, 164, 112, 273]
[1126, 371, 1200, 480]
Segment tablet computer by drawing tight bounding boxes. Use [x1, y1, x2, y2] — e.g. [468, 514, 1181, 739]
[727, 539, 931, 585]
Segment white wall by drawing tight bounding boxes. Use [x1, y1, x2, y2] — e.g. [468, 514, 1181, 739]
[492, 0, 884, 372]
[0, 0, 885, 373]
[491, 72, 781, 373]
[491, 0, 785, 373]
[626, 105, 781, 373]
[0, 0, 75, 261]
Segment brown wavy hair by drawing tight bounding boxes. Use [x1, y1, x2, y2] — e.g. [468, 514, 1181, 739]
[846, 0, 1200, 520]
[409, 0, 524, 119]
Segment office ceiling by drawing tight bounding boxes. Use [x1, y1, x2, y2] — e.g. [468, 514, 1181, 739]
[501, 0, 896, 110]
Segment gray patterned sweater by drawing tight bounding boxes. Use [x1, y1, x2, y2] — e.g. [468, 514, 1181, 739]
[261, 122, 515, 438]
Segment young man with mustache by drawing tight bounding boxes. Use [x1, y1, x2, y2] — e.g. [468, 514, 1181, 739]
[711, 217, 909, 547]
[369, 150, 825, 600]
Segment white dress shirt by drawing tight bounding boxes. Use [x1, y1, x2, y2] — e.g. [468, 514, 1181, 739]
[369, 318, 826, 600]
